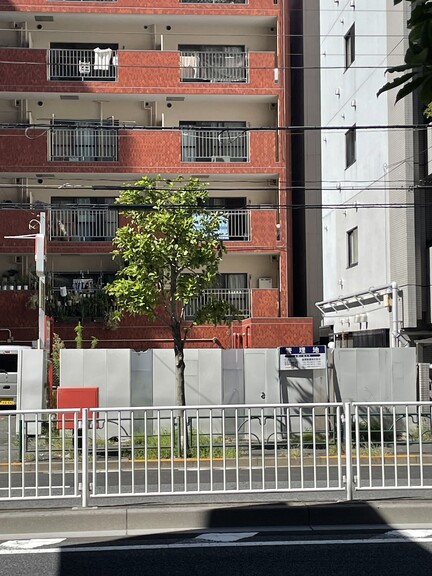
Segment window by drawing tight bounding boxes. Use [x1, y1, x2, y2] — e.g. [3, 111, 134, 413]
[347, 227, 358, 268]
[344, 25, 355, 69]
[345, 125, 356, 168]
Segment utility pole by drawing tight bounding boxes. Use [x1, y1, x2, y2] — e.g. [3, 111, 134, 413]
[5, 212, 47, 349]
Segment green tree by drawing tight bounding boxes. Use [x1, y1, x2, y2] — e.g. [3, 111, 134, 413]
[378, 0, 432, 104]
[106, 175, 239, 408]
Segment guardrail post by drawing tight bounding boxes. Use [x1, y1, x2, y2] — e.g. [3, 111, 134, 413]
[344, 402, 353, 501]
[81, 408, 89, 508]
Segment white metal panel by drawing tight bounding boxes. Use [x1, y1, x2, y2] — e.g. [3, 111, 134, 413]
[60, 349, 84, 388]
[244, 348, 279, 404]
[106, 349, 132, 408]
[131, 350, 153, 407]
[18, 349, 46, 410]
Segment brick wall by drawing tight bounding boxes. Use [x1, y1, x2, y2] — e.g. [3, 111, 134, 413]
[0, 292, 313, 350]
[0, 50, 279, 96]
[0, 0, 279, 15]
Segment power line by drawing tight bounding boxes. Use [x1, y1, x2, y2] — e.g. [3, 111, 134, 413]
[0, 122, 429, 132]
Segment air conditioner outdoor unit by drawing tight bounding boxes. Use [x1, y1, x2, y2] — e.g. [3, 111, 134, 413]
[258, 277, 272, 289]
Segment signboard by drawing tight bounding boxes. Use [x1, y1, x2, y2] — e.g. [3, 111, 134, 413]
[279, 346, 327, 371]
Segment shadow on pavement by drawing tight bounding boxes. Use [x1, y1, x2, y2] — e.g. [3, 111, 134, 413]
[55, 500, 432, 576]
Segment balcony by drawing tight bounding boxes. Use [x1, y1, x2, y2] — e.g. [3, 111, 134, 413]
[0, 49, 276, 93]
[6, 0, 276, 8]
[220, 210, 250, 241]
[181, 0, 246, 3]
[182, 129, 248, 162]
[184, 288, 250, 320]
[0, 129, 278, 173]
[180, 51, 247, 83]
[49, 208, 118, 241]
[49, 49, 118, 82]
[49, 127, 118, 162]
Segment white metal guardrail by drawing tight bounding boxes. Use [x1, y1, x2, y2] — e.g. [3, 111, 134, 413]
[0, 409, 81, 502]
[49, 49, 118, 81]
[180, 51, 248, 83]
[184, 288, 251, 319]
[352, 402, 432, 492]
[181, 129, 248, 162]
[49, 208, 118, 241]
[1, 402, 432, 507]
[181, 0, 246, 4]
[49, 128, 118, 162]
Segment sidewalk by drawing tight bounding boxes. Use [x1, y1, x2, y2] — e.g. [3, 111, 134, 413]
[1, 499, 432, 539]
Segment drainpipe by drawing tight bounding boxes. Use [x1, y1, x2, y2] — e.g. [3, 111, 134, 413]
[391, 281, 400, 348]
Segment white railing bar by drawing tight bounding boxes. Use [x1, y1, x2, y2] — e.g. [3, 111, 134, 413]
[235, 409, 239, 491]
[273, 407, 278, 490]
[260, 407, 265, 489]
[91, 412, 96, 497]
[48, 414, 52, 498]
[117, 412, 121, 495]
[344, 402, 353, 500]
[366, 407, 372, 489]
[325, 407, 330, 488]
[405, 406, 411, 487]
[34, 413, 39, 497]
[170, 410, 175, 493]
[7, 415, 11, 500]
[312, 407, 317, 489]
[299, 407, 304, 489]
[92, 402, 344, 412]
[392, 406, 398, 488]
[157, 412, 161, 493]
[196, 409, 201, 493]
[144, 411, 148, 494]
[418, 405, 424, 487]
[81, 408, 88, 507]
[183, 410, 187, 492]
[130, 411, 135, 495]
[209, 409, 214, 492]
[286, 407, 292, 490]
[73, 413, 78, 497]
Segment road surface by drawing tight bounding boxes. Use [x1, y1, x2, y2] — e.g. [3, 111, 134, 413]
[1, 529, 432, 575]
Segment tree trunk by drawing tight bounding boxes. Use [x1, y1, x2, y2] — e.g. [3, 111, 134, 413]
[173, 324, 189, 456]
[174, 333, 186, 407]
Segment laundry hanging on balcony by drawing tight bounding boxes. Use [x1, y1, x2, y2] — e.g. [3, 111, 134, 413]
[78, 61, 91, 75]
[181, 54, 198, 79]
[94, 47, 112, 71]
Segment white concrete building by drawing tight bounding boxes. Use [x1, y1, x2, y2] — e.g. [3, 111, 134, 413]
[317, 1, 431, 348]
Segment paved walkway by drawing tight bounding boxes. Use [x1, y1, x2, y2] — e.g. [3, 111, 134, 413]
[1, 499, 432, 539]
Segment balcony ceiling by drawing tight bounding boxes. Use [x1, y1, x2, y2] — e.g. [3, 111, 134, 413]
[0, 92, 277, 104]
[0, 171, 280, 183]
[1, 12, 276, 27]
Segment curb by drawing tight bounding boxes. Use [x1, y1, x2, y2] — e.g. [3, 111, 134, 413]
[1, 501, 432, 539]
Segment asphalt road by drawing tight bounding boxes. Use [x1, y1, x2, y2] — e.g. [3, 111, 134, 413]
[2, 530, 432, 576]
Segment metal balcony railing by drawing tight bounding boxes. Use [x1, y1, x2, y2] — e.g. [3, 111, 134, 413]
[181, 129, 248, 162]
[219, 209, 250, 241]
[184, 288, 250, 319]
[180, 51, 247, 83]
[49, 208, 118, 241]
[181, 0, 246, 4]
[49, 49, 118, 81]
[51, 0, 115, 2]
[49, 128, 118, 162]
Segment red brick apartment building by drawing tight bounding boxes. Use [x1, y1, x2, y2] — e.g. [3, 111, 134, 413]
[0, 0, 313, 349]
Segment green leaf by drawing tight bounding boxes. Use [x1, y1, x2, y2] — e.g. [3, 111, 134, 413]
[377, 71, 416, 98]
[395, 74, 427, 103]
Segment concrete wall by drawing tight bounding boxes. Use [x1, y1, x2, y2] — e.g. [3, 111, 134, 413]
[319, 1, 417, 334]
